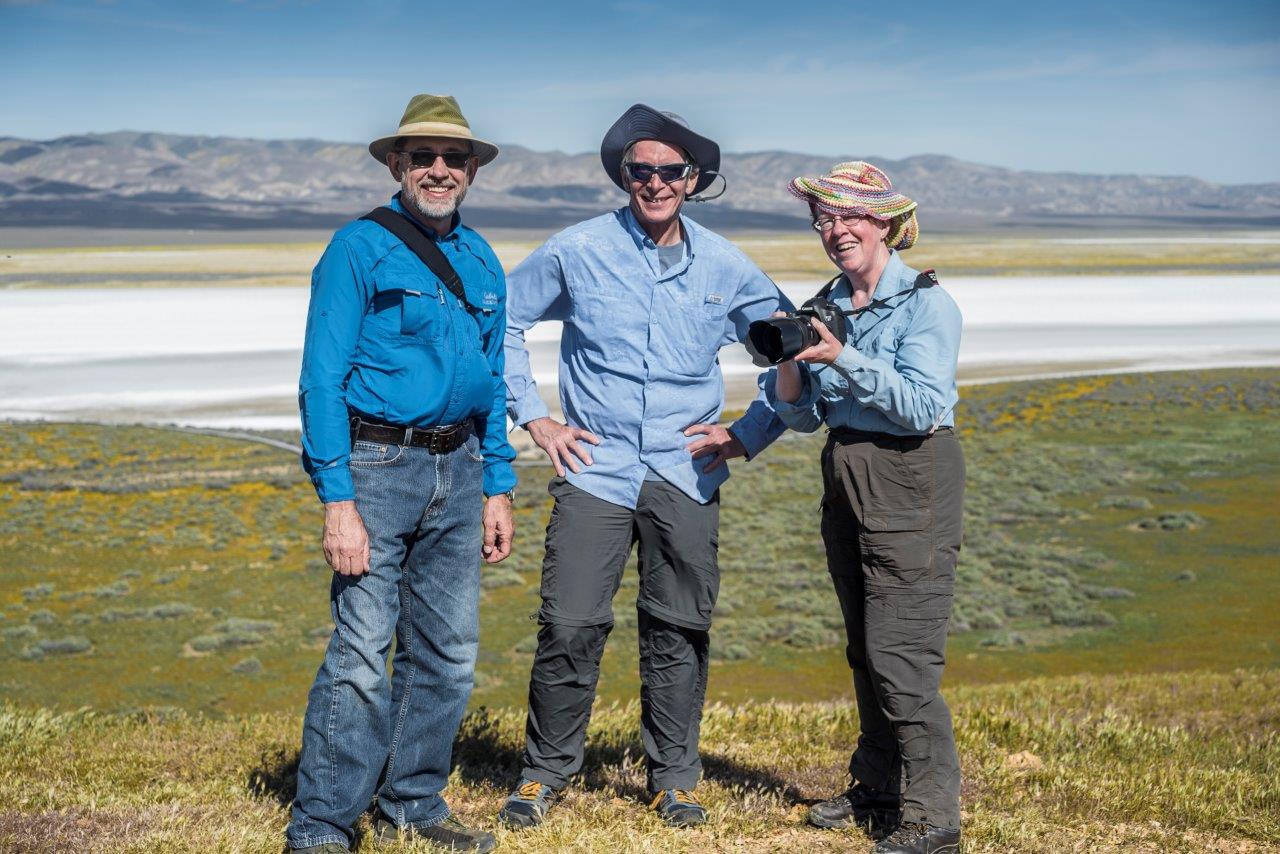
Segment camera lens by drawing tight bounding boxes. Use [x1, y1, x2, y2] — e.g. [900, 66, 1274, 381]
[747, 317, 818, 365]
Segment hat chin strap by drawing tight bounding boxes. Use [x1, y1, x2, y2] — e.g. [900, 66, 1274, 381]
[687, 172, 726, 202]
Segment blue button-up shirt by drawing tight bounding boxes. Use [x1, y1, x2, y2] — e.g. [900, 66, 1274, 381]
[505, 207, 794, 508]
[299, 194, 517, 502]
[765, 251, 962, 435]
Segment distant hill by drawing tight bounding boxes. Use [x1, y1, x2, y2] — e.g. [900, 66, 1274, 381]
[2, 130, 1279, 231]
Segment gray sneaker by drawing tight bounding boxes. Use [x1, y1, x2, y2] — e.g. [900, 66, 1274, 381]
[648, 789, 707, 827]
[373, 815, 496, 852]
[288, 845, 348, 854]
[498, 779, 559, 829]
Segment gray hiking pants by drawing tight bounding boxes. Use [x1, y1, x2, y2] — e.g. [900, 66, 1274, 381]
[519, 477, 719, 793]
[822, 427, 965, 830]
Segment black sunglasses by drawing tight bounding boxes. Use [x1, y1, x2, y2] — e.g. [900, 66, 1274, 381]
[624, 161, 693, 184]
[401, 149, 472, 170]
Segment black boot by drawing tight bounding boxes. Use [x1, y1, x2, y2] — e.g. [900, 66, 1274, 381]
[872, 821, 961, 853]
[807, 782, 900, 830]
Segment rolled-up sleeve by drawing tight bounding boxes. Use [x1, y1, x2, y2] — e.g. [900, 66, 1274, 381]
[298, 239, 370, 503]
[504, 242, 570, 427]
[763, 366, 825, 433]
[830, 291, 962, 433]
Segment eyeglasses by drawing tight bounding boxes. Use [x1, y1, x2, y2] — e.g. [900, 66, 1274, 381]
[812, 213, 875, 233]
[400, 149, 472, 170]
[624, 161, 693, 184]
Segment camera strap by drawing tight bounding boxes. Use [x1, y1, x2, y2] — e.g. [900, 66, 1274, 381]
[359, 206, 474, 313]
[818, 269, 939, 318]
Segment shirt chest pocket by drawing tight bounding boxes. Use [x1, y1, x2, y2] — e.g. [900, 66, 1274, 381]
[671, 288, 729, 346]
[371, 258, 444, 342]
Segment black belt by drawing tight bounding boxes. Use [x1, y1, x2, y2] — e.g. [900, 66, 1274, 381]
[828, 425, 951, 444]
[349, 415, 473, 454]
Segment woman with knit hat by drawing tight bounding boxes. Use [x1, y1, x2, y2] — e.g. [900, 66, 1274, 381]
[763, 162, 964, 854]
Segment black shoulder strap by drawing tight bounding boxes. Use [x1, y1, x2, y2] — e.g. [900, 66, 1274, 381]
[837, 268, 942, 318]
[814, 273, 843, 300]
[359, 207, 473, 312]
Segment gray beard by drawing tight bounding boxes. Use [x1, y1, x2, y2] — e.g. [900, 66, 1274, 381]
[401, 178, 467, 223]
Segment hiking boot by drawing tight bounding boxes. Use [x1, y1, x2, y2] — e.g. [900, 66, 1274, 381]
[288, 845, 348, 854]
[648, 789, 707, 827]
[872, 821, 961, 854]
[807, 782, 901, 830]
[373, 815, 496, 853]
[497, 779, 559, 829]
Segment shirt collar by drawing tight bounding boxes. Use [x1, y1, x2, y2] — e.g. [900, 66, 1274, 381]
[389, 193, 464, 243]
[868, 250, 911, 300]
[618, 205, 696, 279]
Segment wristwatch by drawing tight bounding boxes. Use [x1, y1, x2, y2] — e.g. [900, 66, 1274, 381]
[491, 488, 516, 502]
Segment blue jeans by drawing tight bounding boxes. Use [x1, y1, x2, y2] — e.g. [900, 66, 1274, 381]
[286, 435, 484, 850]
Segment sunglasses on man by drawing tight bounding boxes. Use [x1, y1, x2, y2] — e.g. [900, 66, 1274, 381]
[400, 149, 473, 170]
[624, 161, 694, 184]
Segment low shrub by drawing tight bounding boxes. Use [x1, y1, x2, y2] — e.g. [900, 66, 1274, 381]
[1098, 495, 1153, 510]
[21, 635, 92, 659]
[1135, 512, 1206, 531]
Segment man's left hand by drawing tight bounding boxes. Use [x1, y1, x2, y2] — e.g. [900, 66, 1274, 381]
[482, 494, 514, 564]
[793, 316, 845, 365]
[684, 424, 747, 472]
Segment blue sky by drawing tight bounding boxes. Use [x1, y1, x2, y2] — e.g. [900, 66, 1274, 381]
[2, 0, 1278, 183]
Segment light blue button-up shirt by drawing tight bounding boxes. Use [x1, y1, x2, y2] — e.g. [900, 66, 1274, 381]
[505, 207, 794, 508]
[764, 251, 962, 435]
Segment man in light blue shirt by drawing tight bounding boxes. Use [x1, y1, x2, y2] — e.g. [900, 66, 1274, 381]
[498, 105, 792, 830]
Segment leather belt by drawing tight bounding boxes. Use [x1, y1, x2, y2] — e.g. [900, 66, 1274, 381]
[828, 425, 952, 444]
[349, 415, 474, 454]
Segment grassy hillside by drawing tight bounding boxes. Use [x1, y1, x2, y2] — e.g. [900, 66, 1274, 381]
[1, 369, 1278, 714]
[1, 669, 1276, 852]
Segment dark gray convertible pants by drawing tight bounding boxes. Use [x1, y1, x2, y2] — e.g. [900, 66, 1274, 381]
[519, 477, 719, 793]
[822, 427, 965, 831]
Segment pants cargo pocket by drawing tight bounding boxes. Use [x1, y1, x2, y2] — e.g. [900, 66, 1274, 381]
[864, 590, 952, 721]
[858, 509, 933, 587]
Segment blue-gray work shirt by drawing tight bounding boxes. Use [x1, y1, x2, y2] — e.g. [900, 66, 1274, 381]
[764, 251, 962, 435]
[504, 207, 794, 508]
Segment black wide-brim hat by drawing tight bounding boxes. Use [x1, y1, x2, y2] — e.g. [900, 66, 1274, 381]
[600, 104, 720, 197]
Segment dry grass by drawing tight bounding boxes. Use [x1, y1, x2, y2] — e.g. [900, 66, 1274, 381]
[1, 669, 1277, 852]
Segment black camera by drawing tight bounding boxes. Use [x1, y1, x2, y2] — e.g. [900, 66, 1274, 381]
[746, 297, 848, 366]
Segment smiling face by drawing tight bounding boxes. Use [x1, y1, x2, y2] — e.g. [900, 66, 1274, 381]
[385, 136, 478, 232]
[624, 139, 697, 242]
[815, 206, 893, 285]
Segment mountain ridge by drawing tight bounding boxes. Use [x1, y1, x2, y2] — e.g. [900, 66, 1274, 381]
[2, 131, 1278, 232]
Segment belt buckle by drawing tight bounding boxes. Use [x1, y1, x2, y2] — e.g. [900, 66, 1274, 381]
[402, 427, 414, 447]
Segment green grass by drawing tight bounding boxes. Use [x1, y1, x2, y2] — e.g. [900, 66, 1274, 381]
[1, 668, 1275, 852]
[1, 369, 1278, 714]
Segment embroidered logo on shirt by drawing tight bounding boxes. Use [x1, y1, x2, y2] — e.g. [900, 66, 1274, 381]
[483, 291, 500, 305]
[704, 293, 724, 305]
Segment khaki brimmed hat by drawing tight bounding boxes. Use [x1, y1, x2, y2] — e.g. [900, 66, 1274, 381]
[368, 94, 499, 166]
[788, 161, 919, 250]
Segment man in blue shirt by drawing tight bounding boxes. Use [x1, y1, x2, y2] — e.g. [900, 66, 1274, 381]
[498, 105, 792, 830]
[287, 95, 512, 854]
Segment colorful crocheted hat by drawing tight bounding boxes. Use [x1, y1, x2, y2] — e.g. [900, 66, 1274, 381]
[787, 161, 918, 250]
